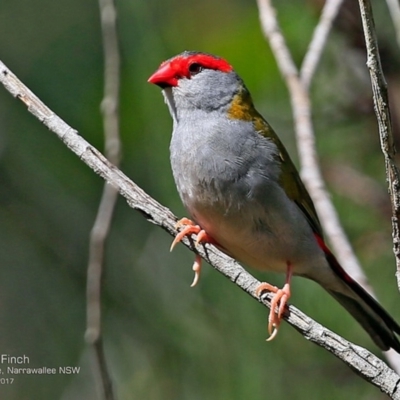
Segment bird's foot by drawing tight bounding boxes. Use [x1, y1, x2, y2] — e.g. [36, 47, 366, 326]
[170, 218, 213, 251]
[256, 282, 291, 341]
[170, 217, 214, 287]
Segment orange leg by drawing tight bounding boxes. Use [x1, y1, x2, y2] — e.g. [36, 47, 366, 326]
[170, 218, 214, 287]
[255, 262, 293, 341]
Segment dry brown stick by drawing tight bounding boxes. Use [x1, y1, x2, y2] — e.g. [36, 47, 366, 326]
[85, 0, 121, 399]
[1, 60, 400, 398]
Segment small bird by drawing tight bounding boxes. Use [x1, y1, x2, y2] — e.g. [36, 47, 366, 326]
[148, 51, 400, 351]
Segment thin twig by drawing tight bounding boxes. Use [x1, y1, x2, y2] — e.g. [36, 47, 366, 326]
[386, 0, 400, 50]
[86, 0, 121, 346]
[95, 340, 114, 399]
[85, 0, 121, 398]
[300, 0, 344, 89]
[358, 1, 400, 294]
[1, 61, 400, 398]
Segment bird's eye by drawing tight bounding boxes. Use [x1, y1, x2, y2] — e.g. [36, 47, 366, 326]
[188, 63, 203, 76]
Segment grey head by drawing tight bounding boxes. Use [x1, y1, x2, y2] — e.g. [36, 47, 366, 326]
[147, 51, 248, 125]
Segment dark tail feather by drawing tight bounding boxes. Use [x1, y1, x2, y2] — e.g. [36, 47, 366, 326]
[326, 287, 400, 352]
[316, 235, 400, 352]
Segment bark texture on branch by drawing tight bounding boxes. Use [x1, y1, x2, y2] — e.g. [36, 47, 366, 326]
[358, 0, 400, 292]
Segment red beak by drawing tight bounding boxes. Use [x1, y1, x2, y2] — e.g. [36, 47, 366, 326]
[148, 63, 178, 87]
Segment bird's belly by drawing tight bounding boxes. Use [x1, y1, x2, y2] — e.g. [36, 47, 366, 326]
[189, 203, 324, 276]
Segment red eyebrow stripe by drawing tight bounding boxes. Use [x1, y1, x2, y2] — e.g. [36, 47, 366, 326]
[164, 53, 233, 76]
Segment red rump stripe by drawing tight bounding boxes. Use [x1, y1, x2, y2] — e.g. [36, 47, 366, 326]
[314, 234, 353, 284]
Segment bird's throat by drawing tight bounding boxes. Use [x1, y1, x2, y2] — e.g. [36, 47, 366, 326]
[162, 87, 179, 125]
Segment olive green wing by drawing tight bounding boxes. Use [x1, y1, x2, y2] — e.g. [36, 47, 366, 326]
[255, 113, 323, 237]
[227, 87, 323, 236]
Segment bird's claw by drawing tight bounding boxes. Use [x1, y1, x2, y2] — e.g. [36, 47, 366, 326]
[190, 254, 202, 287]
[170, 218, 212, 287]
[170, 218, 210, 251]
[170, 218, 197, 251]
[256, 282, 291, 341]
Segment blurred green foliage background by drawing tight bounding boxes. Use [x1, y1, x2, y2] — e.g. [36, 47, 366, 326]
[0, 0, 400, 399]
